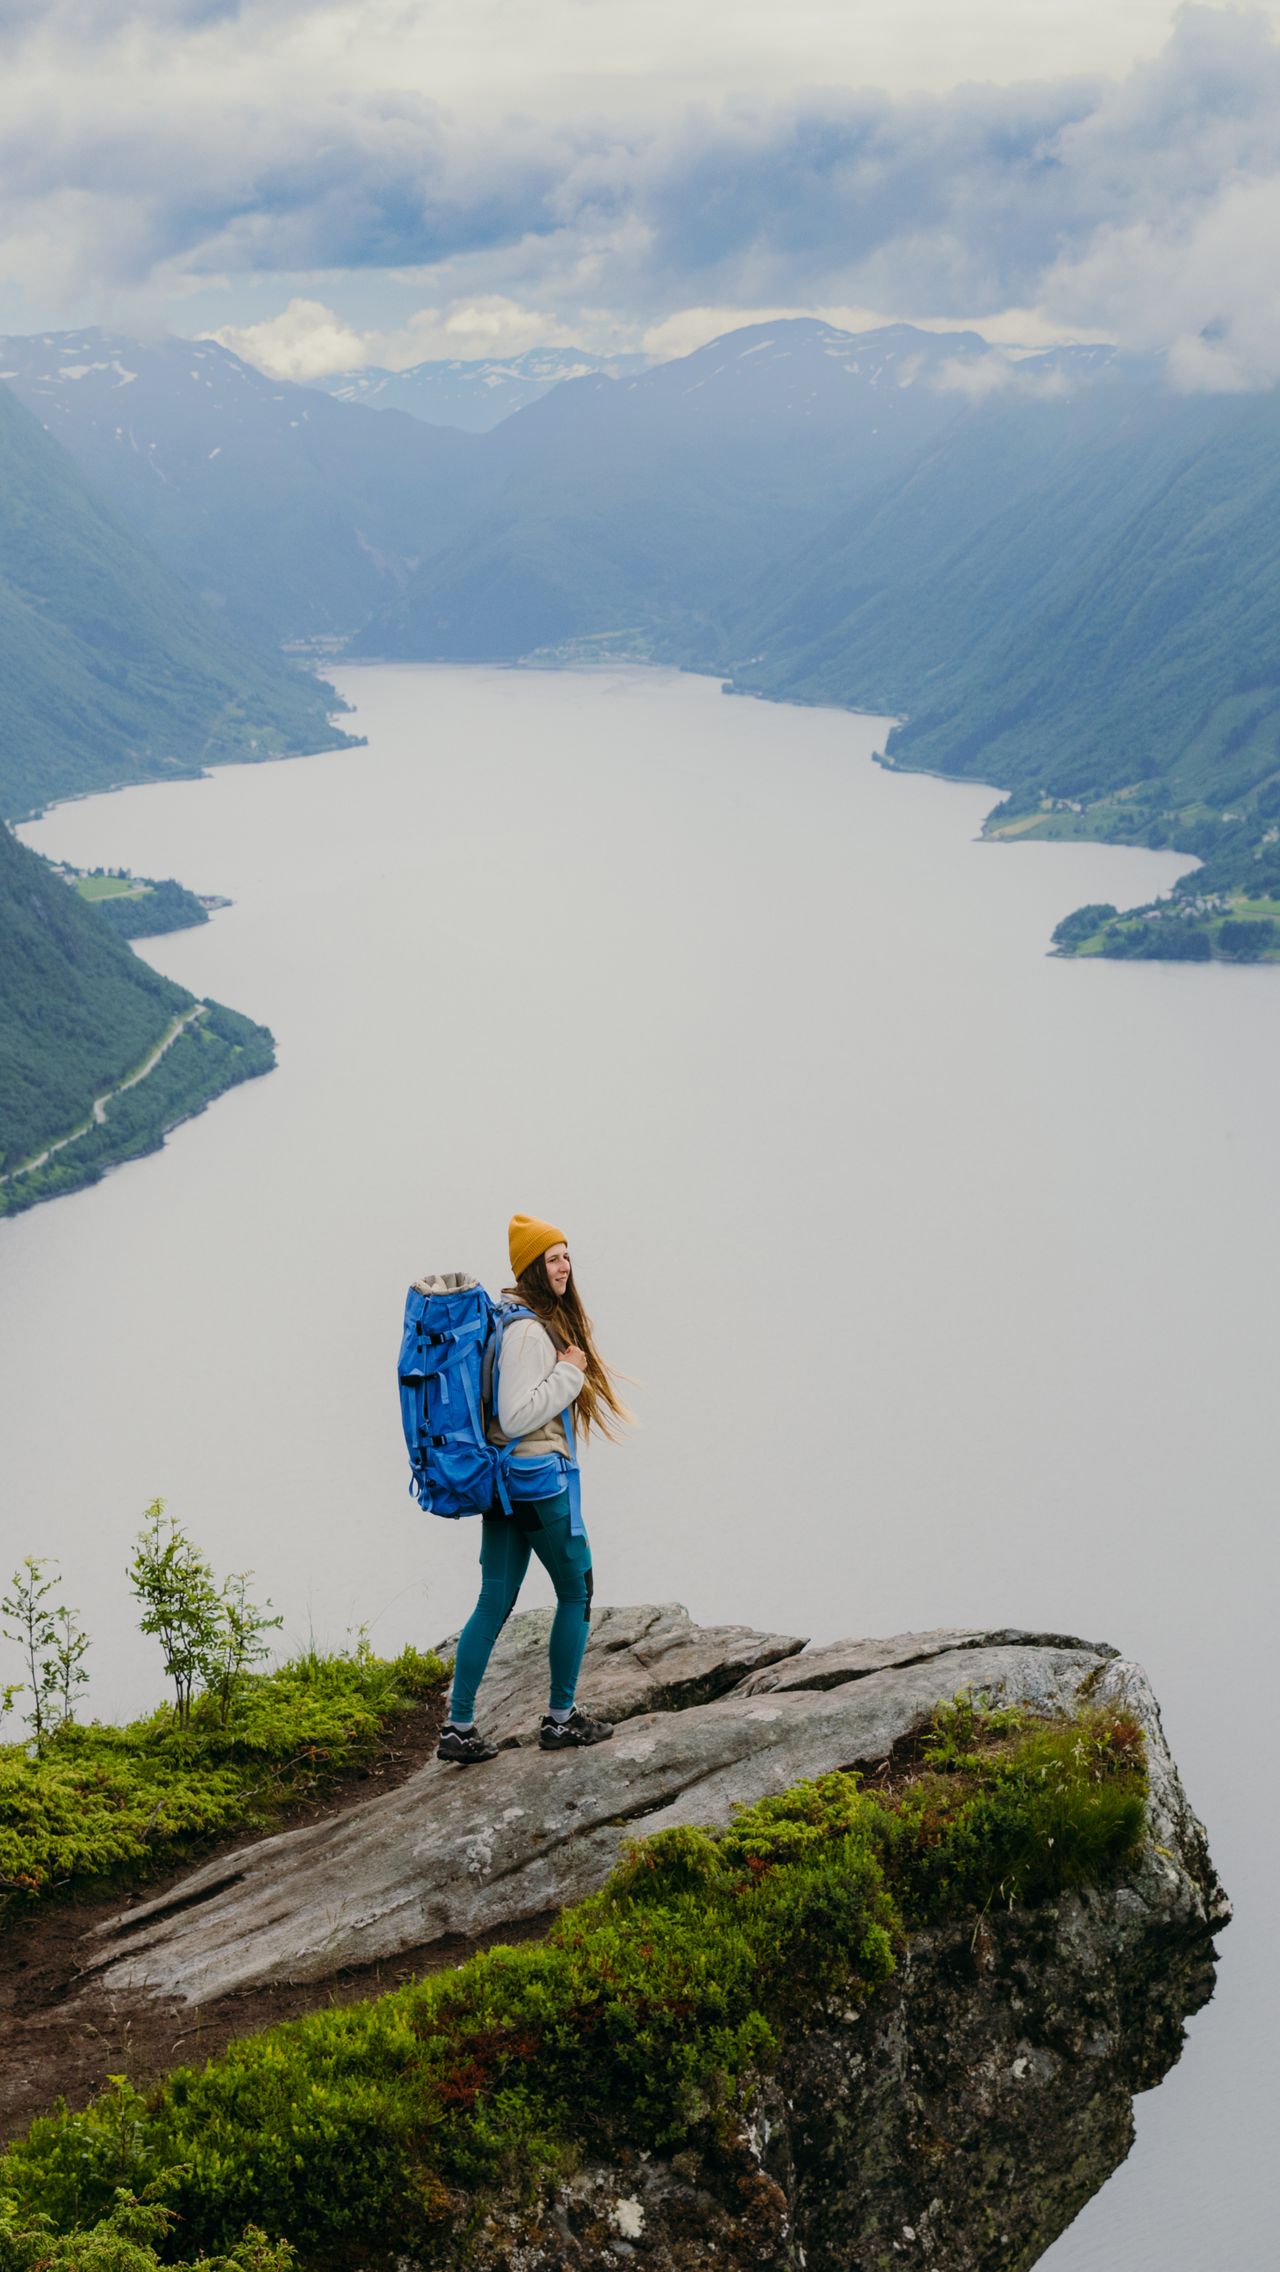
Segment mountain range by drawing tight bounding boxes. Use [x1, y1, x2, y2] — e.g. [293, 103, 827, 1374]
[0, 329, 482, 642]
[335, 319, 1280, 918]
[311, 345, 649, 431]
[6, 314, 1280, 914]
[351, 321, 1118, 662]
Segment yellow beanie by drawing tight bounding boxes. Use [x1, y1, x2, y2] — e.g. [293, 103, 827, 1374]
[508, 1213, 568, 1280]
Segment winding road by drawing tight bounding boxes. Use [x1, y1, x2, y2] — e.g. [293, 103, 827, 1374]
[2, 1004, 206, 1185]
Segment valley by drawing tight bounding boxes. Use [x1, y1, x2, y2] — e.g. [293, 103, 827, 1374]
[9, 308, 1280, 1216]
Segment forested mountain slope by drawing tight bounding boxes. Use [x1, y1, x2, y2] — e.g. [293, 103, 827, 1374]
[0, 813, 275, 1213]
[707, 379, 1280, 929]
[0, 379, 347, 817]
[718, 383, 1280, 811]
[0, 817, 186, 1173]
[0, 331, 482, 642]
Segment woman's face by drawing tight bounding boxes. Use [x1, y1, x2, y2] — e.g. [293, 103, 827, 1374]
[544, 1242, 572, 1297]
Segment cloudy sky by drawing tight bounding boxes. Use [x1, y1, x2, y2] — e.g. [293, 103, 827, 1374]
[1, 1, 1278, 386]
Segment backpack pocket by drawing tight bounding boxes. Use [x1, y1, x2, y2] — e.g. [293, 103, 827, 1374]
[506, 1450, 571, 1502]
[426, 1438, 499, 1517]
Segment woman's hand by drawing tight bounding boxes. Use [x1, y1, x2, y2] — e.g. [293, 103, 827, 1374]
[560, 1344, 587, 1371]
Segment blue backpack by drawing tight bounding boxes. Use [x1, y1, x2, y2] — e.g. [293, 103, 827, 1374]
[397, 1272, 581, 1527]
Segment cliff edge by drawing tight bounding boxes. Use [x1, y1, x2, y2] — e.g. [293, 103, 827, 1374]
[6, 1611, 1228, 2271]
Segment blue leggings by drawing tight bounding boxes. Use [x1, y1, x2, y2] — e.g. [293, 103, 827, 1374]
[449, 1490, 594, 1724]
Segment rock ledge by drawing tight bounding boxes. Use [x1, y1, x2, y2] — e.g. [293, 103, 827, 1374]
[75, 1606, 1227, 2271]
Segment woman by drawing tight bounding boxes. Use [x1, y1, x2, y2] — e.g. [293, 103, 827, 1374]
[437, 1213, 631, 1764]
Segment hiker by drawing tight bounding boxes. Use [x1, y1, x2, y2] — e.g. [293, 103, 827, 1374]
[436, 1214, 631, 1764]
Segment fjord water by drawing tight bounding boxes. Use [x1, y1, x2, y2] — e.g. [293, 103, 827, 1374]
[3, 664, 1274, 2268]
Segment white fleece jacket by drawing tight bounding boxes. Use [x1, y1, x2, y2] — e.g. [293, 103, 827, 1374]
[490, 1313, 583, 1457]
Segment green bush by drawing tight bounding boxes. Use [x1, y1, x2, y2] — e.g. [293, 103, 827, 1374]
[0, 2187, 293, 2271]
[0, 1698, 1147, 2266]
[0, 1643, 447, 1912]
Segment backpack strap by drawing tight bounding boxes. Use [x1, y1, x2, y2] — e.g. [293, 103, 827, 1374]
[561, 1405, 582, 1535]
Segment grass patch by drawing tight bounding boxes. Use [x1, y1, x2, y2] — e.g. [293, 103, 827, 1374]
[0, 1644, 448, 1918]
[75, 875, 146, 903]
[0, 1697, 1147, 2268]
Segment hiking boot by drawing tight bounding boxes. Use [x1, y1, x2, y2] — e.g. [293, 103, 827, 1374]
[538, 1707, 614, 1750]
[437, 1723, 499, 1765]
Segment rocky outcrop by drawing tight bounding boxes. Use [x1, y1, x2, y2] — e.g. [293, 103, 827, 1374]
[76, 1607, 1228, 2270]
[464, 1851, 1222, 2272]
[459, 1632, 1227, 2272]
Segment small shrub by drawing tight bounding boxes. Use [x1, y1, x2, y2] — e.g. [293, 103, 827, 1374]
[0, 1562, 90, 1752]
[130, 1503, 230, 1729]
[203, 1573, 284, 1730]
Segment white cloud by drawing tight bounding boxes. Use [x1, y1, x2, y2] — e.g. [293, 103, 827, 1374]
[1042, 171, 1280, 392]
[206, 292, 589, 376]
[421, 296, 580, 358]
[207, 296, 368, 379]
[2, 4, 1280, 391]
[934, 351, 1078, 399]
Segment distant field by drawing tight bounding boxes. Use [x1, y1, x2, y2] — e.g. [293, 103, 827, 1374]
[75, 873, 146, 902]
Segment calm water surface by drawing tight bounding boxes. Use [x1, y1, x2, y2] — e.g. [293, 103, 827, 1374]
[4, 664, 1276, 2268]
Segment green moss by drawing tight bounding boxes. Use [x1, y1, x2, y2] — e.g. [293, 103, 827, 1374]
[0, 1644, 448, 1914]
[878, 1694, 1149, 1918]
[0, 1698, 1147, 2267]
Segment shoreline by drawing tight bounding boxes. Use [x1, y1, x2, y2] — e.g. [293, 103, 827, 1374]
[1, 1004, 206, 1184]
[0, 997, 275, 1223]
[715, 664, 1279, 965]
[1, 654, 1234, 1228]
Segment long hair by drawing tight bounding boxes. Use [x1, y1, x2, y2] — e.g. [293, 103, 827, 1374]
[511, 1253, 633, 1444]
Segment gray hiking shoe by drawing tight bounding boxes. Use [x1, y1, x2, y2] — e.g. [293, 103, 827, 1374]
[437, 1723, 499, 1765]
[538, 1707, 615, 1750]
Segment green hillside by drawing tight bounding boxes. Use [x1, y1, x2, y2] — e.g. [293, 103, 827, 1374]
[0, 380, 350, 818]
[0, 822, 280, 1214]
[0, 820, 187, 1171]
[710, 383, 1280, 945]
[0, 381, 325, 1207]
[719, 384, 1280, 803]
